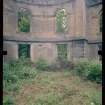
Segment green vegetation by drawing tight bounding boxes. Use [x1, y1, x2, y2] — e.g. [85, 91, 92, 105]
[56, 9, 67, 33]
[3, 59, 38, 105]
[73, 59, 102, 83]
[57, 44, 67, 61]
[18, 10, 30, 32]
[18, 44, 30, 58]
[35, 58, 49, 70]
[3, 59, 102, 105]
[3, 96, 14, 105]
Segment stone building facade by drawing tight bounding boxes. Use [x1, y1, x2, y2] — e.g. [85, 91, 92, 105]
[3, 0, 102, 63]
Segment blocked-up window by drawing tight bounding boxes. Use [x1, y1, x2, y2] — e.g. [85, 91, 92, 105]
[18, 8, 30, 32]
[56, 9, 68, 33]
[72, 40, 84, 58]
[18, 44, 30, 58]
[57, 44, 67, 61]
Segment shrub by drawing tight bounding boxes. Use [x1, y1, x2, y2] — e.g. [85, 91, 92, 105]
[3, 96, 14, 105]
[35, 58, 49, 70]
[4, 82, 20, 92]
[73, 59, 90, 77]
[18, 66, 38, 79]
[9, 58, 32, 67]
[3, 59, 38, 93]
[87, 61, 102, 83]
[74, 59, 102, 83]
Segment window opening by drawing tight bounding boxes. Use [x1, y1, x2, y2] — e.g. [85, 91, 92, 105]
[18, 44, 30, 58]
[56, 9, 68, 33]
[18, 8, 30, 32]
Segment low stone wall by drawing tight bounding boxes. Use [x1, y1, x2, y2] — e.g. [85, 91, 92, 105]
[3, 40, 101, 63]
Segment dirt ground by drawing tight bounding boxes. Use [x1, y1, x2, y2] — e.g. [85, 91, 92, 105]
[10, 70, 102, 105]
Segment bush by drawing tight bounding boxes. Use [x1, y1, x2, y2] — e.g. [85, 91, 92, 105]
[73, 59, 90, 77]
[35, 58, 49, 70]
[3, 59, 38, 93]
[18, 66, 38, 79]
[3, 96, 14, 105]
[74, 59, 102, 83]
[9, 58, 32, 67]
[87, 61, 102, 83]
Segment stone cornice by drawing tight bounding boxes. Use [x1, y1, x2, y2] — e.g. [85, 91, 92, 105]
[16, 0, 74, 6]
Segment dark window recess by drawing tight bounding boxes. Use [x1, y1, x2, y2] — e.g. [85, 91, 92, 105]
[57, 44, 67, 61]
[98, 44, 102, 56]
[3, 50, 7, 55]
[98, 44, 102, 50]
[18, 44, 30, 58]
[98, 50, 102, 56]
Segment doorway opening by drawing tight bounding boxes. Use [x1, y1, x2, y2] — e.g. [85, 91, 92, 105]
[57, 44, 68, 61]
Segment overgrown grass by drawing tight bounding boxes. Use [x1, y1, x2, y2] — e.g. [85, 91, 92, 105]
[3, 58, 102, 105]
[3, 59, 38, 105]
[35, 58, 49, 70]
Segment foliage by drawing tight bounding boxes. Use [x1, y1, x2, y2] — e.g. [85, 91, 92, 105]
[3, 96, 14, 105]
[18, 44, 30, 58]
[3, 59, 38, 93]
[35, 58, 49, 70]
[56, 9, 67, 33]
[87, 61, 102, 83]
[34, 93, 61, 105]
[84, 90, 102, 105]
[57, 44, 67, 61]
[73, 59, 102, 83]
[64, 86, 76, 96]
[18, 11, 30, 32]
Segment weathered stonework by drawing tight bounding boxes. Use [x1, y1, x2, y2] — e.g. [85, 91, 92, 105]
[3, 0, 102, 62]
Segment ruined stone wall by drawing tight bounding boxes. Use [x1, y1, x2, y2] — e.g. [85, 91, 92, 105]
[88, 44, 99, 59]
[16, 1, 75, 37]
[31, 43, 57, 64]
[3, 0, 101, 62]
[74, 0, 86, 36]
[86, 5, 102, 37]
[3, 0, 17, 36]
[3, 0, 87, 37]
[3, 41, 18, 62]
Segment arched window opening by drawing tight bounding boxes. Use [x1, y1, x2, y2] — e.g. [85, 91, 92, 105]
[56, 9, 68, 33]
[18, 8, 30, 32]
